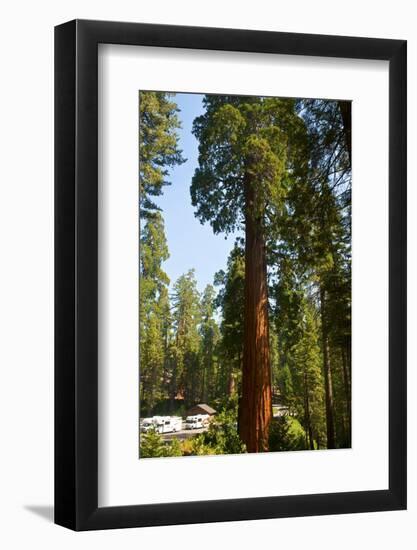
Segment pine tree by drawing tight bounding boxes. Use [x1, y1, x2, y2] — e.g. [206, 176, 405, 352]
[277, 98, 351, 448]
[199, 285, 220, 402]
[171, 270, 201, 406]
[139, 91, 185, 217]
[214, 245, 245, 400]
[139, 91, 185, 415]
[272, 259, 326, 450]
[140, 213, 170, 416]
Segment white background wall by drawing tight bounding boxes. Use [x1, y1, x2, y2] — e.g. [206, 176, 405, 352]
[0, 0, 415, 547]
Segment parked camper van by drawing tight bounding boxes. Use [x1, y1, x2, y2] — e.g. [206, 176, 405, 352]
[154, 416, 182, 434]
[140, 418, 156, 433]
[141, 416, 182, 434]
[185, 415, 206, 430]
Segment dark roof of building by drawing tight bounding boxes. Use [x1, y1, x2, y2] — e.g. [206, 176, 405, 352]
[187, 403, 216, 415]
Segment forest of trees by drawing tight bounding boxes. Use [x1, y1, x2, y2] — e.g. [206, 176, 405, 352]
[139, 91, 351, 456]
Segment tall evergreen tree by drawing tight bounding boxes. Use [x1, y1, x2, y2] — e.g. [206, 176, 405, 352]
[214, 245, 245, 399]
[281, 98, 352, 448]
[199, 285, 220, 402]
[192, 96, 308, 452]
[140, 213, 170, 415]
[139, 91, 185, 217]
[171, 270, 201, 406]
[139, 91, 185, 414]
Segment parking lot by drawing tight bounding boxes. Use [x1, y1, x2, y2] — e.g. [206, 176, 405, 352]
[140, 416, 208, 442]
[161, 425, 207, 442]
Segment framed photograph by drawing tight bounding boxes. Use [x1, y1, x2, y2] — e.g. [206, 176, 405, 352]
[55, 19, 406, 530]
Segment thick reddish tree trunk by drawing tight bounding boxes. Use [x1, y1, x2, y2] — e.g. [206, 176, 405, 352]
[239, 181, 272, 453]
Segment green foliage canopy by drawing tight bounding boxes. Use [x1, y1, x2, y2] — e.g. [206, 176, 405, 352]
[191, 95, 309, 236]
[139, 91, 185, 217]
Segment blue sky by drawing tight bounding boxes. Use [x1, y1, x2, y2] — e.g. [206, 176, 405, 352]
[154, 92, 241, 294]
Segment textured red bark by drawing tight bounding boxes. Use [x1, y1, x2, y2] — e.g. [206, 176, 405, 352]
[239, 181, 272, 453]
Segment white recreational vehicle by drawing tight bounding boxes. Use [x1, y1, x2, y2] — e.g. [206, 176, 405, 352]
[154, 416, 182, 434]
[140, 417, 156, 433]
[185, 414, 208, 430]
[141, 416, 182, 434]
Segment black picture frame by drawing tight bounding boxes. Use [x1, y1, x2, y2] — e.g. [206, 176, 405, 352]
[55, 19, 407, 531]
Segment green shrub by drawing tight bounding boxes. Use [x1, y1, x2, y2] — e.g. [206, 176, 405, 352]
[200, 407, 246, 455]
[181, 435, 216, 456]
[140, 429, 182, 458]
[269, 416, 307, 452]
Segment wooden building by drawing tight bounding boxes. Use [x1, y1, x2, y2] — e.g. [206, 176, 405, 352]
[186, 403, 216, 417]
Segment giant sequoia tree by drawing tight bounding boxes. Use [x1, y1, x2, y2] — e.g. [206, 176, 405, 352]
[191, 96, 308, 452]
